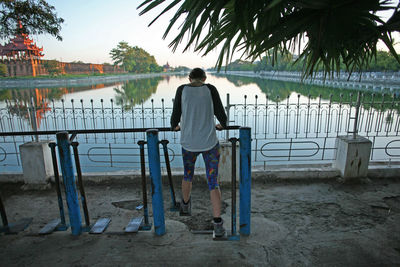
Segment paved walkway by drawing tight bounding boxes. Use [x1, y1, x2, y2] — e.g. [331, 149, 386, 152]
[0, 177, 399, 266]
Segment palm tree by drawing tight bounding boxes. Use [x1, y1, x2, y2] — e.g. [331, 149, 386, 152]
[138, 0, 400, 78]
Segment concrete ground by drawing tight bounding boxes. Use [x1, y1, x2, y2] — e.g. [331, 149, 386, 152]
[0, 176, 399, 267]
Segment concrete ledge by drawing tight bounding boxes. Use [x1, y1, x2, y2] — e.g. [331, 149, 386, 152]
[0, 173, 24, 182]
[1, 164, 399, 185]
[368, 165, 400, 178]
[252, 164, 341, 181]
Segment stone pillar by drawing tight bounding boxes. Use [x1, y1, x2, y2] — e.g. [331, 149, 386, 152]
[8, 61, 15, 77]
[333, 135, 372, 179]
[219, 141, 240, 183]
[19, 141, 54, 189]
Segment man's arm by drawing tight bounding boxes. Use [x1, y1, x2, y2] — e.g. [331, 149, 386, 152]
[207, 84, 227, 128]
[170, 85, 184, 129]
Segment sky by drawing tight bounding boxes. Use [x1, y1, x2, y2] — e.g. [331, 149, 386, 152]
[36, 0, 223, 68]
[25, 0, 400, 69]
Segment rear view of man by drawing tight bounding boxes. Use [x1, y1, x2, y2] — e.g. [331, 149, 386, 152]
[171, 68, 227, 237]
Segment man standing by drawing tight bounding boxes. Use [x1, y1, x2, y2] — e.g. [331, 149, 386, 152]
[171, 68, 227, 237]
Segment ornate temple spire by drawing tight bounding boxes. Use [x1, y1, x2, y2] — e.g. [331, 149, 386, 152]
[0, 22, 44, 60]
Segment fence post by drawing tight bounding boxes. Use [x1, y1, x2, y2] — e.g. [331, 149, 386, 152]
[333, 91, 372, 179]
[226, 93, 230, 141]
[239, 127, 251, 235]
[353, 92, 361, 139]
[146, 129, 166, 236]
[30, 97, 39, 142]
[56, 131, 82, 235]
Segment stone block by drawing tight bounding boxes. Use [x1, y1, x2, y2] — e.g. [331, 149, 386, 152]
[219, 141, 240, 183]
[19, 141, 54, 186]
[333, 135, 372, 179]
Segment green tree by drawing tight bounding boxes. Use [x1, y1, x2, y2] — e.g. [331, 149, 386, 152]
[149, 62, 163, 72]
[0, 0, 64, 40]
[0, 63, 8, 76]
[43, 60, 61, 76]
[253, 52, 308, 72]
[114, 77, 163, 108]
[174, 66, 190, 72]
[110, 41, 162, 73]
[138, 0, 400, 77]
[222, 60, 255, 71]
[0, 89, 12, 100]
[110, 41, 131, 67]
[367, 51, 400, 71]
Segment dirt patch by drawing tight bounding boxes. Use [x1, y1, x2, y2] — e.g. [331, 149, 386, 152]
[170, 201, 229, 231]
[383, 195, 400, 213]
[111, 199, 143, 210]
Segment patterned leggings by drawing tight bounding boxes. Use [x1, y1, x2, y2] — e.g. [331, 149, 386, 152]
[182, 143, 220, 190]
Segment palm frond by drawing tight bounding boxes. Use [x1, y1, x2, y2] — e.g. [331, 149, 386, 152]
[138, 0, 399, 77]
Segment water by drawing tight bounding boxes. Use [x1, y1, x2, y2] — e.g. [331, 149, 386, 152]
[0, 73, 399, 173]
[1, 73, 397, 111]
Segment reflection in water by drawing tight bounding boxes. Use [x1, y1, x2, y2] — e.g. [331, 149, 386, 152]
[225, 75, 399, 111]
[0, 74, 398, 127]
[1, 88, 66, 130]
[114, 77, 163, 109]
[0, 74, 398, 172]
[0, 83, 122, 103]
[0, 83, 121, 129]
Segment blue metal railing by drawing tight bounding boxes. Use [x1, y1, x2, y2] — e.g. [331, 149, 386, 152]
[0, 93, 399, 172]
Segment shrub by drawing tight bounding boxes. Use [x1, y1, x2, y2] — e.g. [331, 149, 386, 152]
[0, 63, 8, 77]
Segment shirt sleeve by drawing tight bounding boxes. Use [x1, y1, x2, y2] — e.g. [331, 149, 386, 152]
[170, 85, 184, 129]
[206, 84, 227, 128]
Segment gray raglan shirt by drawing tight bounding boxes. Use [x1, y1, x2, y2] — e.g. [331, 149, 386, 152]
[171, 83, 227, 152]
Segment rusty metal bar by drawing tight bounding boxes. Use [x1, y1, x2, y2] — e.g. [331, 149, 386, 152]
[160, 139, 178, 210]
[0, 193, 8, 228]
[71, 141, 90, 228]
[48, 142, 67, 226]
[228, 137, 239, 240]
[137, 140, 151, 229]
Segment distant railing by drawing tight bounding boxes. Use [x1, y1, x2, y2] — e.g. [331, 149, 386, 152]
[222, 70, 400, 92]
[0, 92, 399, 172]
[226, 93, 399, 167]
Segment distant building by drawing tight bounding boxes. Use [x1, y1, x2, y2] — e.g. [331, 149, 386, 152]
[0, 22, 124, 77]
[0, 22, 46, 76]
[163, 62, 171, 72]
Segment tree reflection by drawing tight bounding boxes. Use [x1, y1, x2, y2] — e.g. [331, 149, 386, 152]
[0, 87, 63, 102]
[225, 76, 399, 112]
[0, 88, 66, 129]
[0, 83, 119, 129]
[114, 77, 163, 109]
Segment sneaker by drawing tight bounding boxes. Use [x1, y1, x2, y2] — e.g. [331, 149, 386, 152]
[213, 219, 226, 237]
[179, 197, 191, 216]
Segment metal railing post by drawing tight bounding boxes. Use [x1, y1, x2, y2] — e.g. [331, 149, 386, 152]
[146, 129, 166, 236]
[353, 92, 361, 139]
[226, 93, 230, 141]
[30, 97, 39, 141]
[56, 131, 82, 235]
[239, 127, 251, 235]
